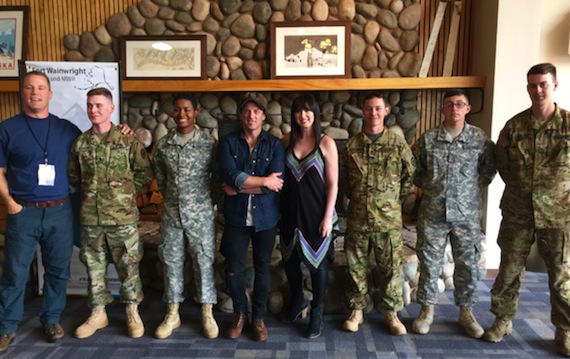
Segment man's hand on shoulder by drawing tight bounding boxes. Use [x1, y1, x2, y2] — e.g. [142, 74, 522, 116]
[117, 123, 134, 136]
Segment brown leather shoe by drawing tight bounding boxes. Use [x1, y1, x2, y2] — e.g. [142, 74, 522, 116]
[227, 312, 248, 339]
[0, 333, 15, 352]
[252, 319, 268, 341]
[45, 323, 64, 343]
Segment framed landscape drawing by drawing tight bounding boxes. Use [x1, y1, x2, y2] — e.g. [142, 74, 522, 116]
[0, 6, 29, 79]
[270, 21, 351, 79]
[120, 35, 207, 80]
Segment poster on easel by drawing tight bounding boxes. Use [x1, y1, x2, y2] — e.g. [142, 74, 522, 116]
[23, 61, 122, 296]
[23, 61, 121, 131]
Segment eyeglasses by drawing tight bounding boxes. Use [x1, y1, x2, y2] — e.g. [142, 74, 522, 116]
[442, 102, 468, 109]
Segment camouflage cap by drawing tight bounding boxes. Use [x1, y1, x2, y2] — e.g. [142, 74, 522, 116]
[239, 92, 267, 114]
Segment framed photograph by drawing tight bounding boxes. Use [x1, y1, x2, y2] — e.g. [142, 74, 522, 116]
[120, 35, 207, 80]
[270, 21, 351, 79]
[0, 6, 29, 79]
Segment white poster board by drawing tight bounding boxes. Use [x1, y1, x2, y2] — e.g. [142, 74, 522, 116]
[26, 61, 122, 296]
[24, 61, 121, 131]
[37, 247, 122, 296]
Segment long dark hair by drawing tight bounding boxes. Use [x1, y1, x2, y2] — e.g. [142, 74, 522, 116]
[290, 94, 321, 147]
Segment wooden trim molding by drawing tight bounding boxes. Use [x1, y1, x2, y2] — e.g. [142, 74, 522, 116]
[0, 81, 20, 92]
[122, 76, 486, 92]
[0, 76, 486, 93]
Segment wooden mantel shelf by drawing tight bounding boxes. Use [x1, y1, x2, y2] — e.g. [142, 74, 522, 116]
[0, 81, 20, 92]
[0, 76, 485, 93]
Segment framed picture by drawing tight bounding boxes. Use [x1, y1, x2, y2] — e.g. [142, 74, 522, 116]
[0, 6, 29, 79]
[270, 21, 351, 79]
[120, 35, 207, 80]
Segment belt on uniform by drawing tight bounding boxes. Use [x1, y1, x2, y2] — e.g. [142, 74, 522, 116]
[14, 196, 67, 208]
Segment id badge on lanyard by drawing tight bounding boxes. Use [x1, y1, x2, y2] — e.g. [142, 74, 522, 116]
[38, 163, 55, 186]
[26, 115, 56, 186]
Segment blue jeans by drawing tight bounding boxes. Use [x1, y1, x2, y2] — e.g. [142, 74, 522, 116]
[0, 200, 73, 333]
[220, 224, 277, 320]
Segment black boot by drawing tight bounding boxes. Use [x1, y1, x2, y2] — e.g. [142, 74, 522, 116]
[307, 304, 324, 339]
[282, 254, 308, 323]
[282, 296, 308, 323]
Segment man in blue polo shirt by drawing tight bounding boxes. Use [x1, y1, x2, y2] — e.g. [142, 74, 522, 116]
[0, 71, 81, 351]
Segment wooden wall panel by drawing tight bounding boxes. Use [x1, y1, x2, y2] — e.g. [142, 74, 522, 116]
[0, 93, 20, 119]
[0, 0, 476, 143]
[0, 0, 138, 119]
[417, 0, 474, 139]
[0, 0, 138, 61]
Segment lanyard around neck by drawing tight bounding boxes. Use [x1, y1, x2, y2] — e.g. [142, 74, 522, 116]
[24, 114, 51, 164]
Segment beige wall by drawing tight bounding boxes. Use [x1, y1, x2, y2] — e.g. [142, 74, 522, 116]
[539, 0, 570, 110]
[473, 0, 570, 269]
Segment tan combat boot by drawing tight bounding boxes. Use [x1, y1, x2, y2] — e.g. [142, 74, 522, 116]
[483, 317, 512, 342]
[126, 304, 144, 338]
[75, 306, 109, 339]
[412, 305, 434, 334]
[555, 328, 570, 357]
[458, 306, 484, 338]
[343, 310, 363, 332]
[201, 303, 219, 339]
[155, 303, 181, 339]
[384, 311, 407, 335]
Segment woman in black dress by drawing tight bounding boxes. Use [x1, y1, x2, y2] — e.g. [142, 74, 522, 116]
[280, 94, 339, 338]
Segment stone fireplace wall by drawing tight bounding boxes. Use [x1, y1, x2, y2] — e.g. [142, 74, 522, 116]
[63, 0, 423, 144]
[58, 0, 438, 313]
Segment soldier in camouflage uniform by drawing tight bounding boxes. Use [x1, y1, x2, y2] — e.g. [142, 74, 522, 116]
[484, 63, 570, 357]
[68, 88, 153, 340]
[340, 91, 415, 335]
[411, 89, 496, 338]
[151, 93, 219, 340]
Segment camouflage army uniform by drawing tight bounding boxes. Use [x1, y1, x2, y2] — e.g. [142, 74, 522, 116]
[491, 105, 570, 330]
[340, 130, 415, 312]
[414, 123, 496, 306]
[68, 124, 153, 307]
[152, 128, 218, 305]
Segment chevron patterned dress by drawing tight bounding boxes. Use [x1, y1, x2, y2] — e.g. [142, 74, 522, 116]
[280, 145, 338, 272]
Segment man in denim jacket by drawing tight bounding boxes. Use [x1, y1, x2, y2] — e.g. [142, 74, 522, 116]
[218, 92, 284, 341]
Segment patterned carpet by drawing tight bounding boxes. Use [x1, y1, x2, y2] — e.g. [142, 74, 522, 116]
[1, 272, 562, 358]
